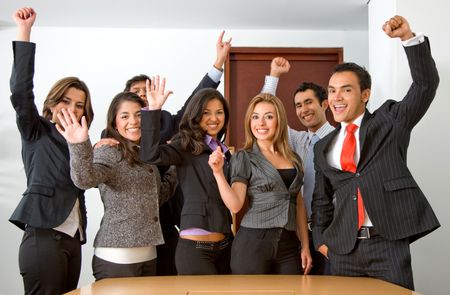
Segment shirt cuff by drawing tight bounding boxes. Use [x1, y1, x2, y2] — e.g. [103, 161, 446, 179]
[402, 32, 425, 47]
[208, 67, 223, 83]
[261, 75, 279, 95]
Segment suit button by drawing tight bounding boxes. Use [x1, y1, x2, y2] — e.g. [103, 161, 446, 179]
[353, 195, 357, 201]
[153, 217, 159, 222]
[355, 173, 360, 177]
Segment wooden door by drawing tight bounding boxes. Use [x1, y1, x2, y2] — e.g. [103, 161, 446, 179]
[224, 47, 342, 149]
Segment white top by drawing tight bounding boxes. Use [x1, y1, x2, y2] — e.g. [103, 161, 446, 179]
[95, 246, 157, 264]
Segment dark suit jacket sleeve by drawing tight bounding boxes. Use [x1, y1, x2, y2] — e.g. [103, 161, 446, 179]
[140, 109, 183, 166]
[392, 37, 439, 129]
[160, 73, 220, 143]
[10, 41, 42, 141]
[311, 149, 335, 250]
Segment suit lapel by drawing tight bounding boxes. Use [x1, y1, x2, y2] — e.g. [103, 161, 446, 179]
[357, 109, 372, 171]
[316, 126, 340, 172]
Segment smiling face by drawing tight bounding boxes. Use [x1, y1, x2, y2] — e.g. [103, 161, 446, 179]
[250, 101, 277, 143]
[294, 89, 329, 132]
[114, 100, 142, 143]
[328, 71, 370, 124]
[50, 87, 86, 125]
[199, 98, 225, 138]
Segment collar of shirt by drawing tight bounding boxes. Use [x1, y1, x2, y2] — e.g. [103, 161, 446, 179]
[307, 121, 335, 143]
[204, 134, 229, 154]
[340, 113, 364, 137]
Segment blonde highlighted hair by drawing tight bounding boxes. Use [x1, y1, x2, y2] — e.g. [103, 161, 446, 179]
[243, 93, 300, 168]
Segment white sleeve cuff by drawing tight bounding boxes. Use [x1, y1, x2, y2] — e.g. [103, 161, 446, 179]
[208, 67, 223, 83]
[402, 32, 425, 47]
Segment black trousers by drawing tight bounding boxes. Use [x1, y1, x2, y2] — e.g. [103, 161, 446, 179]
[329, 236, 414, 290]
[92, 255, 157, 281]
[175, 236, 231, 275]
[231, 227, 301, 274]
[305, 231, 331, 275]
[19, 227, 81, 295]
[156, 200, 180, 276]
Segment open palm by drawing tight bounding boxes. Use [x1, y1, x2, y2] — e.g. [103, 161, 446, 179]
[56, 108, 89, 144]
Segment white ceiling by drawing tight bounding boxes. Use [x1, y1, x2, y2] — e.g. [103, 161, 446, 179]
[0, 0, 368, 31]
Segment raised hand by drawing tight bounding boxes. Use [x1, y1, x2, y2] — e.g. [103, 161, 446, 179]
[270, 57, 290, 77]
[12, 7, 36, 42]
[56, 109, 89, 144]
[214, 30, 232, 70]
[382, 15, 414, 41]
[208, 146, 225, 174]
[146, 75, 173, 110]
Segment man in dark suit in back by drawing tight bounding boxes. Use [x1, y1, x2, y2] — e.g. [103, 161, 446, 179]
[311, 15, 440, 290]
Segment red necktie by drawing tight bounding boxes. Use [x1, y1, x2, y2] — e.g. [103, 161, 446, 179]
[340, 124, 365, 229]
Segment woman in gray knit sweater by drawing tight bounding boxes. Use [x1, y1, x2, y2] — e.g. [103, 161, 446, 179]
[57, 92, 177, 280]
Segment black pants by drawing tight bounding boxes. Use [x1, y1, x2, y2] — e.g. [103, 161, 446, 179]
[92, 255, 157, 281]
[19, 227, 81, 295]
[231, 227, 301, 274]
[175, 236, 231, 275]
[305, 231, 331, 275]
[329, 237, 414, 290]
[156, 203, 180, 276]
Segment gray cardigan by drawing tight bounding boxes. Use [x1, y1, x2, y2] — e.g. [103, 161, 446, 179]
[68, 140, 177, 248]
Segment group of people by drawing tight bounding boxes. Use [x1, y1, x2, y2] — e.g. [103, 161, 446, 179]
[8, 6, 440, 295]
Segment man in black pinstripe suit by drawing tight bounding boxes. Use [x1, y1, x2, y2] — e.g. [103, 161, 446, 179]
[311, 15, 440, 290]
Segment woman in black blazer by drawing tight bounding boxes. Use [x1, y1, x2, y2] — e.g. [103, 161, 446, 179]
[9, 8, 94, 295]
[140, 78, 233, 275]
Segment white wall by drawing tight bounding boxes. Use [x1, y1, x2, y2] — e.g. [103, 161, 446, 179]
[369, 1, 450, 295]
[0, 26, 367, 294]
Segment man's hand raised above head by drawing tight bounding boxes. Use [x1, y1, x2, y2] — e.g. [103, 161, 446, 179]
[382, 15, 414, 41]
[270, 57, 290, 78]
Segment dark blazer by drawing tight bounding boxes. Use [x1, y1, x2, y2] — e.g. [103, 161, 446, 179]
[9, 41, 87, 242]
[157, 73, 220, 228]
[140, 109, 232, 234]
[311, 38, 440, 255]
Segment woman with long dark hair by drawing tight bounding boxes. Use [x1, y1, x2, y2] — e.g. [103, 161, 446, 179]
[140, 77, 232, 275]
[57, 92, 177, 280]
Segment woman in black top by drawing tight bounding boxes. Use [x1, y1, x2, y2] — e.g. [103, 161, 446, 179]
[9, 7, 94, 295]
[140, 77, 232, 274]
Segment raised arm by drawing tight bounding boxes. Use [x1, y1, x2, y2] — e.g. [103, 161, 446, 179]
[261, 57, 290, 95]
[13, 7, 36, 42]
[167, 31, 232, 139]
[10, 7, 41, 141]
[56, 109, 113, 189]
[383, 15, 439, 129]
[140, 77, 184, 165]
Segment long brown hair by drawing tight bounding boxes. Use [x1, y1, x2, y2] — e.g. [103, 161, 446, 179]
[104, 92, 146, 166]
[177, 88, 229, 155]
[42, 77, 94, 127]
[243, 93, 300, 167]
